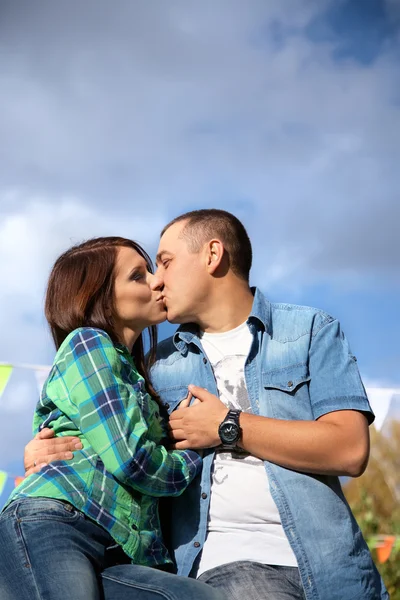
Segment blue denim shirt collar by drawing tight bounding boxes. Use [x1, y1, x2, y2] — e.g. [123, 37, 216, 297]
[248, 286, 271, 333]
[172, 287, 271, 354]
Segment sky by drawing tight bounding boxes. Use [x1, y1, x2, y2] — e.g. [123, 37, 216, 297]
[0, 0, 399, 489]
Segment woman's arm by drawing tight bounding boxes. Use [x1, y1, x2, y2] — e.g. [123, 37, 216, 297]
[44, 328, 201, 497]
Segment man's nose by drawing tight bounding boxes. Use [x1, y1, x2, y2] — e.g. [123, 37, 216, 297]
[148, 270, 163, 291]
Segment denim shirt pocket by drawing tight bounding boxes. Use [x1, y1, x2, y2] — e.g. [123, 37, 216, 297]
[262, 363, 313, 420]
[155, 386, 189, 416]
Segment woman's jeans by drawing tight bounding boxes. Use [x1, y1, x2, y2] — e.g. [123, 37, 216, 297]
[0, 498, 225, 600]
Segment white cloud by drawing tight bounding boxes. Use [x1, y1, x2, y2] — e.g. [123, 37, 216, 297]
[0, 191, 168, 365]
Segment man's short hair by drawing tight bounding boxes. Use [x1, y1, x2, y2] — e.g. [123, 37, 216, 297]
[161, 209, 252, 282]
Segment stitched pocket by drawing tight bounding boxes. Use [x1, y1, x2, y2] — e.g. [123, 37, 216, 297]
[14, 498, 82, 523]
[262, 363, 310, 392]
[262, 364, 312, 419]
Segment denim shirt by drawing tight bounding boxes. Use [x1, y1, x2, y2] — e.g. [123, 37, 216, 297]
[150, 288, 388, 600]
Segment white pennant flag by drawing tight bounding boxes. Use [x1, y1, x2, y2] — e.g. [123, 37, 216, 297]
[366, 387, 397, 431]
[34, 367, 52, 397]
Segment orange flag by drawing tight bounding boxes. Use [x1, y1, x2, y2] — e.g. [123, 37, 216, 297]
[14, 476, 24, 487]
[376, 536, 396, 563]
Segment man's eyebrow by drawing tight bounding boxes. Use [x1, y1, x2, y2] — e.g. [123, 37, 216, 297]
[155, 251, 172, 265]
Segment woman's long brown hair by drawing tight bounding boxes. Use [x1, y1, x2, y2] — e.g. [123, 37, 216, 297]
[45, 236, 159, 400]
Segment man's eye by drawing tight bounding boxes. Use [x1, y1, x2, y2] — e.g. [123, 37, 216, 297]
[162, 260, 170, 268]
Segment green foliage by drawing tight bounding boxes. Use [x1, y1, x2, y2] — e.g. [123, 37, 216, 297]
[378, 546, 400, 600]
[349, 489, 400, 598]
[345, 421, 400, 598]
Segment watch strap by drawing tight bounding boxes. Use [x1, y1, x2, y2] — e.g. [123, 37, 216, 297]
[218, 408, 242, 448]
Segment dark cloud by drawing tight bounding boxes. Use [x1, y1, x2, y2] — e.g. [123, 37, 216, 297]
[306, 0, 400, 65]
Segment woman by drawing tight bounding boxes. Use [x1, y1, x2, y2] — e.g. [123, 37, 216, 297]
[0, 237, 223, 600]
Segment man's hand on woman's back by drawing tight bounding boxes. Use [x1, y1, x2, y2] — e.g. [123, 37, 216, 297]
[24, 428, 83, 477]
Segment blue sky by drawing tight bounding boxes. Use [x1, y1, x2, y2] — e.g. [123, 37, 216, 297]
[0, 0, 399, 496]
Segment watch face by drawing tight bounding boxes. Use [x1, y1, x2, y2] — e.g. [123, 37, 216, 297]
[220, 421, 239, 444]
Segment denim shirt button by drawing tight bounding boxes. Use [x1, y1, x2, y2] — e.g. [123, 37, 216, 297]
[287, 381, 293, 388]
[164, 403, 170, 409]
[203, 357, 207, 364]
[194, 541, 201, 548]
[201, 493, 207, 499]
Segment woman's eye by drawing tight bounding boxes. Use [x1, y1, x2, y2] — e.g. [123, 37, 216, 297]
[130, 272, 143, 281]
[162, 260, 170, 268]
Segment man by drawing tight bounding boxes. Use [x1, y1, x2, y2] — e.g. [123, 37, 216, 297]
[25, 209, 387, 600]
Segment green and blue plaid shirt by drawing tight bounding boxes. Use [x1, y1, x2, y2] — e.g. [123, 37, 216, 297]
[7, 327, 202, 566]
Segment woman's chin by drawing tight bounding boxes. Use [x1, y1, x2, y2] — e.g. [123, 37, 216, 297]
[155, 311, 168, 325]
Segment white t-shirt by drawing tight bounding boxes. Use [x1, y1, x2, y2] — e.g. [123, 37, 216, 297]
[195, 321, 297, 577]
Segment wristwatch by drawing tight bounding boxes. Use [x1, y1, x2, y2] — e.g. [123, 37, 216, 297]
[218, 409, 242, 449]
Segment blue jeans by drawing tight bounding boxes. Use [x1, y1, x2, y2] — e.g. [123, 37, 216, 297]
[0, 498, 225, 600]
[198, 561, 306, 600]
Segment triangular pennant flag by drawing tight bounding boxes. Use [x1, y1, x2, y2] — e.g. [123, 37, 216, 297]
[376, 536, 396, 564]
[0, 365, 13, 399]
[34, 368, 51, 396]
[366, 388, 396, 431]
[0, 470, 7, 496]
[14, 476, 24, 487]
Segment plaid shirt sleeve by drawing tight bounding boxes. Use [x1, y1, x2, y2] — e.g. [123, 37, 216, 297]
[51, 328, 202, 497]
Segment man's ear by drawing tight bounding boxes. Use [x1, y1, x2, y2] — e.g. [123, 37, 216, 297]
[206, 239, 225, 274]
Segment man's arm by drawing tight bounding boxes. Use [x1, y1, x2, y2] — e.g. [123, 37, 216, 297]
[168, 388, 369, 477]
[168, 317, 373, 478]
[24, 428, 82, 476]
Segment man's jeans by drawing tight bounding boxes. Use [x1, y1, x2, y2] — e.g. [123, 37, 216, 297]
[198, 560, 306, 600]
[0, 498, 225, 600]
